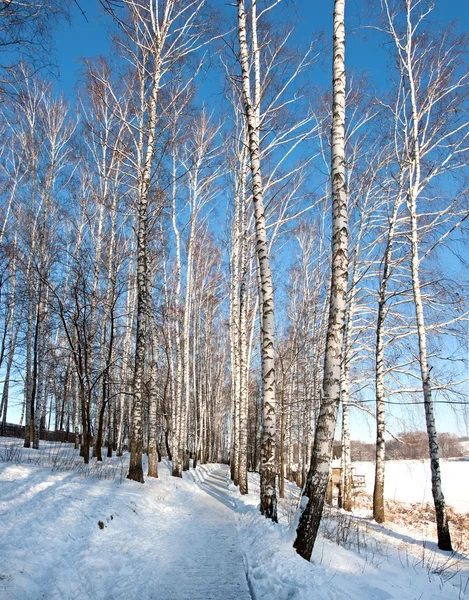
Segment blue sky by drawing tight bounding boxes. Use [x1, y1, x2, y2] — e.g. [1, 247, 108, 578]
[54, 0, 469, 99]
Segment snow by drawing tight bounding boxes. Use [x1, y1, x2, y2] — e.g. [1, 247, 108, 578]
[0, 440, 250, 600]
[1, 438, 468, 600]
[231, 473, 469, 600]
[353, 459, 469, 513]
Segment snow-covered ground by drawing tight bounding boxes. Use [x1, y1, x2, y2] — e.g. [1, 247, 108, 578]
[0, 439, 249, 600]
[353, 459, 469, 513]
[233, 473, 469, 600]
[1, 438, 468, 600]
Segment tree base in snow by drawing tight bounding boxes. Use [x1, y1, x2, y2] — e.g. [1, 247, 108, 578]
[128, 457, 144, 483]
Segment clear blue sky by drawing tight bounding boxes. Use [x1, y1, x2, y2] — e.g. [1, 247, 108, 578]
[54, 0, 469, 98]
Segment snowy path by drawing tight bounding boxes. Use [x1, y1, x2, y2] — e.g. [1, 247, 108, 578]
[155, 466, 252, 600]
[0, 449, 252, 600]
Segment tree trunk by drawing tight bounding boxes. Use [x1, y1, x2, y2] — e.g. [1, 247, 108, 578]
[147, 290, 159, 479]
[340, 385, 352, 511]
[229, 167, 241, 484]
[405, 13, 452, 550]
[373, 181, 403, 523]
[238, 147, 249, 495]
[170, 145, 183, 478]
[117, 262, 135, 457]
[128, 49, 162, 483]
[237, 0, 277, 521]
[294, 0, 348, 560]
[180, 217, 196, 473]
[28, 292, 42, 449]
[128, 213, 146, 483]
[23, 291, 35, 448]
[279, 370, 286, 499]
[409, 185, 452, 551]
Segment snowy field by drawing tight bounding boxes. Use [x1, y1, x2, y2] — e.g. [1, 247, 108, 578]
[1, 438, 468, 600]
[353, 459, 469, 513]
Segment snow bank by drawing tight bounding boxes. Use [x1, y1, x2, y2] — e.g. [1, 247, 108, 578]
[182, 461, 220, 484]
[228, 472, 469, 600]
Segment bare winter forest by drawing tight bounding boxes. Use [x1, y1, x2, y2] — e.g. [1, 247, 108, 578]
[0, 0, 468, 599]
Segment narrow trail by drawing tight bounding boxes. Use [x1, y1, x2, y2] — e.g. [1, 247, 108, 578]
[156, 466, 252, 600]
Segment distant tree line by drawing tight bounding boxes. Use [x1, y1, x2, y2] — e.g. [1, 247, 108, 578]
[343, 433, 465, 462]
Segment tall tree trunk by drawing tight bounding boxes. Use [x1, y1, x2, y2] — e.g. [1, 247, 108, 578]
[79, 378, 90, 464]
[1, 264, 22, 430]
[340, 240, 362, 512]
[373, 178, 404, 523]
[405, 14, 452, 550]
[94, 194, 118, 461]
[170, 145, 183, 477]
[128, 201, 148, 483]
[73, 376, 80, 450]
[128, 47, 162, 483]
[91, 200, 105, 459]
[278, 369, 286, 499]
[23, 290, 35, 448]
[294, 0, 348, 560]
[409, 176, 452, 551]
[27, 290, 42, 449]
[340, 383, 352, 511]
[230, 181, 241, 485]
[237, 0, 277, 521]
[238, 156, 249, 495]
[180, 218, 196, 473]
[117, 259, 135, 457]
[33, 287, 48, 449]
[147, 280, 159, 479]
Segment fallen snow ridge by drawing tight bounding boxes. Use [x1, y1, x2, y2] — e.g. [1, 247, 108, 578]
[0, 439, 468, 600]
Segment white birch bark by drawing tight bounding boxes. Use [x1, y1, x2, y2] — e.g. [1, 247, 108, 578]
[147, 274, 159, 479]
[33, 288, 49, 449]
[409, 186, 452, 550]
[170, 142, 184, 477]
[23, 255, 37, 448]
[91, 113, 120, 460]
[341, 209, 366, 511]
[294, 0, 348, 560]
[237, 0, 277, 520]
[0, 235, 23, 429]
[73, 375, 80, 449]
[383, 0, 455, 549]
[373, 173, 405, 523]
[406, 58, 452, 547]
[90, 198, 105, 458]
[229, 174, 241, 484]
[126, 1, 165, 483]
[410, 6, 451, 552]
[160, 220, 175, 462]
[95, 194, 118, 461]
[180, 220, 195, 473]
[117, 259, 136, 456]
[238, 148, 249, 495]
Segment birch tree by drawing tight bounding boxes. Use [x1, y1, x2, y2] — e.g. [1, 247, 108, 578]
[378, 0, 469, 550]
[294, 0, 349, 560]
[373, 156, 406, 523]
[237, 0, 277, 520]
